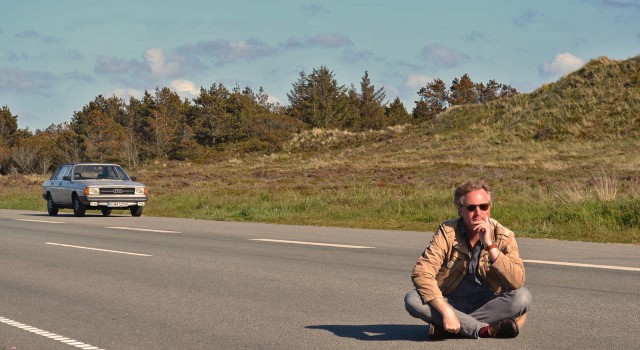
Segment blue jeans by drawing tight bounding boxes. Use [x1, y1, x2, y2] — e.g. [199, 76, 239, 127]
[404, 287, 532, 338]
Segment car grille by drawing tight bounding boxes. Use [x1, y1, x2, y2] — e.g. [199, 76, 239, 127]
[99, 188, 136, 195]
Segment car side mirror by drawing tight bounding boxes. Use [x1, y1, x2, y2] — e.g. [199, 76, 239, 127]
[63, 175, 71, 181]
[130, 176, 137, 181]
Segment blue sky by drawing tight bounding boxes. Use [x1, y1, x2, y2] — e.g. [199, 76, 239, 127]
[2, 0, 640, 130]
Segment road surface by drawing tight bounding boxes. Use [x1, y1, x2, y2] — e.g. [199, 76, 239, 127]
[1, 209, 639, 349]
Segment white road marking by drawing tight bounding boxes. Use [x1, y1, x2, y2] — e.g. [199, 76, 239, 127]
[45, 242, 152, 257]
[250, 238, 375, 249]
[107, 226, 180, 233]
[0, 316, 105, 350]
[524, 259, 640, 272]
[15, 219, 65, 224]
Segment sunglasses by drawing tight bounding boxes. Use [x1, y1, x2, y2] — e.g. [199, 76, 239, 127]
[464, 203, 490, 211]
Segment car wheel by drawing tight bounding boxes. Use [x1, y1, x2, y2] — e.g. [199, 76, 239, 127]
[47, 195, 59, 216]
[130, 205, 143, 217]
[101, 208, 112, 216]
[73, 195, 86, 217]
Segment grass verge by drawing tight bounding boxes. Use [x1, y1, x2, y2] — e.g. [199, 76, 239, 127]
[2, 150, 638, 244]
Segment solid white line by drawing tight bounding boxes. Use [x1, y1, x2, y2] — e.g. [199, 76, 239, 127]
[107, 226, 181, 233]
[250, 238, 375, 249]
[524, 259, 640, 272]
[45, 242, 152, 257]
[0, 316, 105, 350]
[15, 219, 65, 224]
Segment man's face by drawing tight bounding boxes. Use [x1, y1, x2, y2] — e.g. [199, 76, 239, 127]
[457, 189, 492, 233]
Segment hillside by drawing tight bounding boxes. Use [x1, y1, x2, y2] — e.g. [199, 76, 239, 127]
[417, 55, 640, 142]
[281, 55, 640, 181]
[286, 55, 640, 151]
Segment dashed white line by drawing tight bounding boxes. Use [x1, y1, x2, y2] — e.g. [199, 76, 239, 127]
[15, 219, 65, 224]
[524, 259, 640, 272]
[45, 242, 152, 257]
[250, 238, 375, 249]
[0, 316, 105, 350]
[107, 226, 181, 233]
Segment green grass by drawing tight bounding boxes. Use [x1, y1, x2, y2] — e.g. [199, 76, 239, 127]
[4, 146, 639, 244]
[146, 185, 454, 231]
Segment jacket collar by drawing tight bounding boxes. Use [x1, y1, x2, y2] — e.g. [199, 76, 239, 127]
[452, 218, 472, 257]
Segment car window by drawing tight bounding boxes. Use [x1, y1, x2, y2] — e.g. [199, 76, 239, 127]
[74, 165, 98, 180]
[73, 165, 130, 180]
[112, 166, 130, 180]
[50, 167, 62, 180]
[55, 166, 71, 181]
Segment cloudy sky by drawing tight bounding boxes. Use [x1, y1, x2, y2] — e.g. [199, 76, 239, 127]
[2, 0, 639, 130]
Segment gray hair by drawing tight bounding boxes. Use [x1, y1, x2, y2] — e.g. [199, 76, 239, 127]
[453, 180, 493, 208]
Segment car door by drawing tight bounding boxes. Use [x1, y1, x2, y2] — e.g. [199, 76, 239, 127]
[45, 166, 62, 202]
[51, 165, 72, 204]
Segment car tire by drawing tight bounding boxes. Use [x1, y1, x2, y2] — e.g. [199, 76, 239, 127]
[101, 208, 112, 216]
[73, 195, 86, 217]
[47, 195, 59, 216]
[130, 205, 143, 217]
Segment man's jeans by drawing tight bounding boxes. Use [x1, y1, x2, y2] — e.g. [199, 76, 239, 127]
[404, 287, 532, 338]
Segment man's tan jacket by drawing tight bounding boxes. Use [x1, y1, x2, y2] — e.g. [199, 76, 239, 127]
[411, 218, 526, 303]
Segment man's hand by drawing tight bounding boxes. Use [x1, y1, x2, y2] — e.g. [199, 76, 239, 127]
[429, 297, 460, 333]
[474, 219, 493, 246]
[442, 311, 461, 333]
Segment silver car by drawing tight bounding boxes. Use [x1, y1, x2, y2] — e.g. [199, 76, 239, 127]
[42, 162, 148, 217]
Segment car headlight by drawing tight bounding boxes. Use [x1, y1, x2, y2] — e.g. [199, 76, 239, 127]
[135, 187, 148, 195]
[84, 187, 99, 195]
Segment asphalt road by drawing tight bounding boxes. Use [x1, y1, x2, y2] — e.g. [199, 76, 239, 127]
[1, 209, 639, 350]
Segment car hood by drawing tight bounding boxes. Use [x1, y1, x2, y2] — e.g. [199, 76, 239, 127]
[81, 180, 145, 187]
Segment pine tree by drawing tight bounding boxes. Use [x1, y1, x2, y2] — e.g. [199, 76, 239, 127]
[449, 74, 477, 106]
[413, 78, 448, 121]
[286, 66, 349, 129]
[286, 71, 312, 125]
[71, 96, 128, 162]
[189, 83, 232, 147]
[476, 79, 501, 103]
[345, 85, 361, 129]
[358, 71, 386, 130]
[385, 98, 412, 125]
[0, 105, 18, 148]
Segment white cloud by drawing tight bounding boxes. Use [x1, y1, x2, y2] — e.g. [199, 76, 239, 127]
[0, 68, 55, 92]
[95, 55, 135, 74]
[422, 44, 469, 69]
[513, 9, 538, 27]
[170, 79, 199, 96]
[144, 48, 180, 77]
[540, 53, 584, 77]
[108, 88, 145, 100]
[303, 4, 331, 16]
[340, 48, 373, 63]
[178, 38, 278, 65]
[307, 33, 354, 47]
[266, 94, 282, 105]
[462, 30, 486, 43]
[403, 74, 434, 90]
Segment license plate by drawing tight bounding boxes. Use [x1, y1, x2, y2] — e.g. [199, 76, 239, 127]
[107, 202, 128, 207]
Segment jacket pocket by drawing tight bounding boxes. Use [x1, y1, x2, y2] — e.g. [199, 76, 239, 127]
[437, 252, 466, 295]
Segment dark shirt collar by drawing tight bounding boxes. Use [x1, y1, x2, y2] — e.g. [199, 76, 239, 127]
[453, 219, 471, 256]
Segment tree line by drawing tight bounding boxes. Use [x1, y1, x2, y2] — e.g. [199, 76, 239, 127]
[0, 67, 516, 174]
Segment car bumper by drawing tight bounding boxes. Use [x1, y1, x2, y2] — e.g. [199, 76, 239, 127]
[79, 195, 147, 208]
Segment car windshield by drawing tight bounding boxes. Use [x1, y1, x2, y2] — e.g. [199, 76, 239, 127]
[72, 165, 130, 180]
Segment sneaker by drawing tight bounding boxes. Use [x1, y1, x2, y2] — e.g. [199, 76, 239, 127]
[428, 323, 447, 341]
[484, 318, 519, 338]
[514, 313, 528, 329]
